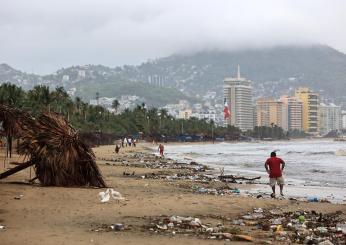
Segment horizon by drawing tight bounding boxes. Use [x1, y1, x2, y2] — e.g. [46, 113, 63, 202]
[1, 0, 345, 74]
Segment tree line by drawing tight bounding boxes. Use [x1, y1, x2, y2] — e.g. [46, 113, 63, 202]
[0, 83, 291, 142]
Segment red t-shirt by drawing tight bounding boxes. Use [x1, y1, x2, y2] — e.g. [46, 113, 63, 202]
[265, 157, 284, 178]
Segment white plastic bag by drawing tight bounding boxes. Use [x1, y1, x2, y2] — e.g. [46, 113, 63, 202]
[99, 188, 125, 203]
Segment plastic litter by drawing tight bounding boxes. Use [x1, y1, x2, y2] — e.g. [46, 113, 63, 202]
[14, 194, 24, 200]
[298, 215, 305, 223]
[307, 196, 318, 202]
[99, 188, 125, 203]
[110, 223, 124, 231]
[336, 223, 346, 234]
[318, 240, 334, 245]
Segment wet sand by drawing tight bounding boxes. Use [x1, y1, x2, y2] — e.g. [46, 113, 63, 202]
[0, 143, 345, 244]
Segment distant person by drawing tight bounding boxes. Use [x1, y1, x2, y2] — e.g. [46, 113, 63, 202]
[128, 137, 132, 147]
[158, 143, 164, 157]
[264, 151, 285, 198]
[133, 139, 137, 147]
[121, 138, 124, 148]
[124, 137, 128, 147]
[115, 144, 120, 154]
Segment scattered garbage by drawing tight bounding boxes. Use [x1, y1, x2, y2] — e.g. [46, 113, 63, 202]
[99, 188, 125, 203]
[110, 223, 124, 231]
[232, 208, 346, 244]
[0, 225, 5, 230]
[307, 196, 319, 202]
[336, 223, 346, 234]
[14, 194, 24, 200]
[90, 223, 130, 232]
[144, 215, 249, 242]
[99, 154, 208, 172]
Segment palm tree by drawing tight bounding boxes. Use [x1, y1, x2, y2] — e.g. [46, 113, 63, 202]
[112, 99, 120, 114]
[0, 83, 25, 107]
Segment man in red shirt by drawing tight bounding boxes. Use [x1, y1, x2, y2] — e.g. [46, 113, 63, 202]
[264, 151, 285, 198]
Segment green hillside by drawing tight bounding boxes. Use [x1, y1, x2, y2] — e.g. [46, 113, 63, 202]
[75, 79, 190, 106]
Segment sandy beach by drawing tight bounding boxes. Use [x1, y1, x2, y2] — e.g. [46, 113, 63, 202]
[0, 143, 345, 245]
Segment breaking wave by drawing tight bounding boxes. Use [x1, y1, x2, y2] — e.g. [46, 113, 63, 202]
[307, 151, 335, 155]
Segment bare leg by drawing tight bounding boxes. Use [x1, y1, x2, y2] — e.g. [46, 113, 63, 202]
[279, 185, 284, 196]
[271, 185, 276, 198]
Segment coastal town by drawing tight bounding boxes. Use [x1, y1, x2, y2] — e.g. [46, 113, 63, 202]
[1, 1, 346, 245]
[91, 65, 346, 137]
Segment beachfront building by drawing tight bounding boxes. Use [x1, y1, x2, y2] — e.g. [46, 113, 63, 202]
[342, 110, 346, 129]
[223, 65, 253, 131]
[319, 103, 342, 135]
[178, 109, 192, 119]
[256, 98, 288, 131]
[295, 87, 320, 134]
[280, 96, 303, 131]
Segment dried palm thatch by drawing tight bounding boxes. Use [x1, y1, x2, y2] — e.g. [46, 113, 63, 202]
[0, 104, 106, 187]
[0, 104, 33, 138]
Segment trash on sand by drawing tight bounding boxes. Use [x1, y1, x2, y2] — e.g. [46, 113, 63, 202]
[0, 225, 5, 230]
[14, 194, 24, 200]
[318, 240, 334, 245]
[110, 223, 124, 231]
[99, 188, 125, 203]
[233, 234, 253, 242]
[232, 209, 346, 244]
[298, 215, 305, 223]
[307, 196, 319, 202]
[336, 223, 346, 234]
[145, 215, 243, 241]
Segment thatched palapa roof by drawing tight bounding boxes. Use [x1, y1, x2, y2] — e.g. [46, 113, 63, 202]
[0, 104, 106, 187]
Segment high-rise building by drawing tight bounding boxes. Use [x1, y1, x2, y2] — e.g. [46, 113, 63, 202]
[280, 96, 303, 131]
[256, 98, 288, 131]
[223, 65, 253, 131]
[342, 110, 346, 129]
[319, 103, 342, 134]
[295, 87, 319, 134]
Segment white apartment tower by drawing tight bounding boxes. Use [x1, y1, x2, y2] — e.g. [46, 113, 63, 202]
[280, 96, 303, 131]
[223, 65, 253, 131]
[319, 103, 342, 134]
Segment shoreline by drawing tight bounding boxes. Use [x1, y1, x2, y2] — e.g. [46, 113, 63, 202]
[160, 140, 346, 203]
[0, 143, 345, 244]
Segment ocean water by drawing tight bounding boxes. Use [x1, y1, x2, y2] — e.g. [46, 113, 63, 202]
[164, 139, 346, 201]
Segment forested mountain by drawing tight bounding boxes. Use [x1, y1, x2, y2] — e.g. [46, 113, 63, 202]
[1, 45, 346, 106]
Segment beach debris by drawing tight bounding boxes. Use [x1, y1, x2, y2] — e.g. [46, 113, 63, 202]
[218, 175, 261, 183]
[110, 223, 124, 231]
[144, 215, 248, 241]
[307, 196, 319, 202]
[99, 188, 125, 203]
[14, 194, 24, 200]
[318, 240, 334, 245]
[0, 225, 5, 230]
[336, 223, 346, 235]
[232, 208, 346, 244]
[233, 234, 253, 242]
[90, 223, 130, 232]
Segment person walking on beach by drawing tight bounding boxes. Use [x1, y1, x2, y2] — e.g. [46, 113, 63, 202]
[264, 151, 285, 198]
[115, 144, 120, 154]
[158, 143, 164, 157]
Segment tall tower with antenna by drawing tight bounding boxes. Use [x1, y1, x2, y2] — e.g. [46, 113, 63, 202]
[223, 65, 253, 131]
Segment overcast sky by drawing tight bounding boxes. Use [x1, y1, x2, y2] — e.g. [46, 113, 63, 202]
[1, 0, 345, 74]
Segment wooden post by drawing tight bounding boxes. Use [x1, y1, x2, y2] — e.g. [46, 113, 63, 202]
[0, 160, 34, 180]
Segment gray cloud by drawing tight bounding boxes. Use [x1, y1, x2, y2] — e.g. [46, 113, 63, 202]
[0, 0, 345, 74]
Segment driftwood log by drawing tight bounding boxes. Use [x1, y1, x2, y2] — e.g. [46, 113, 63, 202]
[218, 175, 261, 183]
